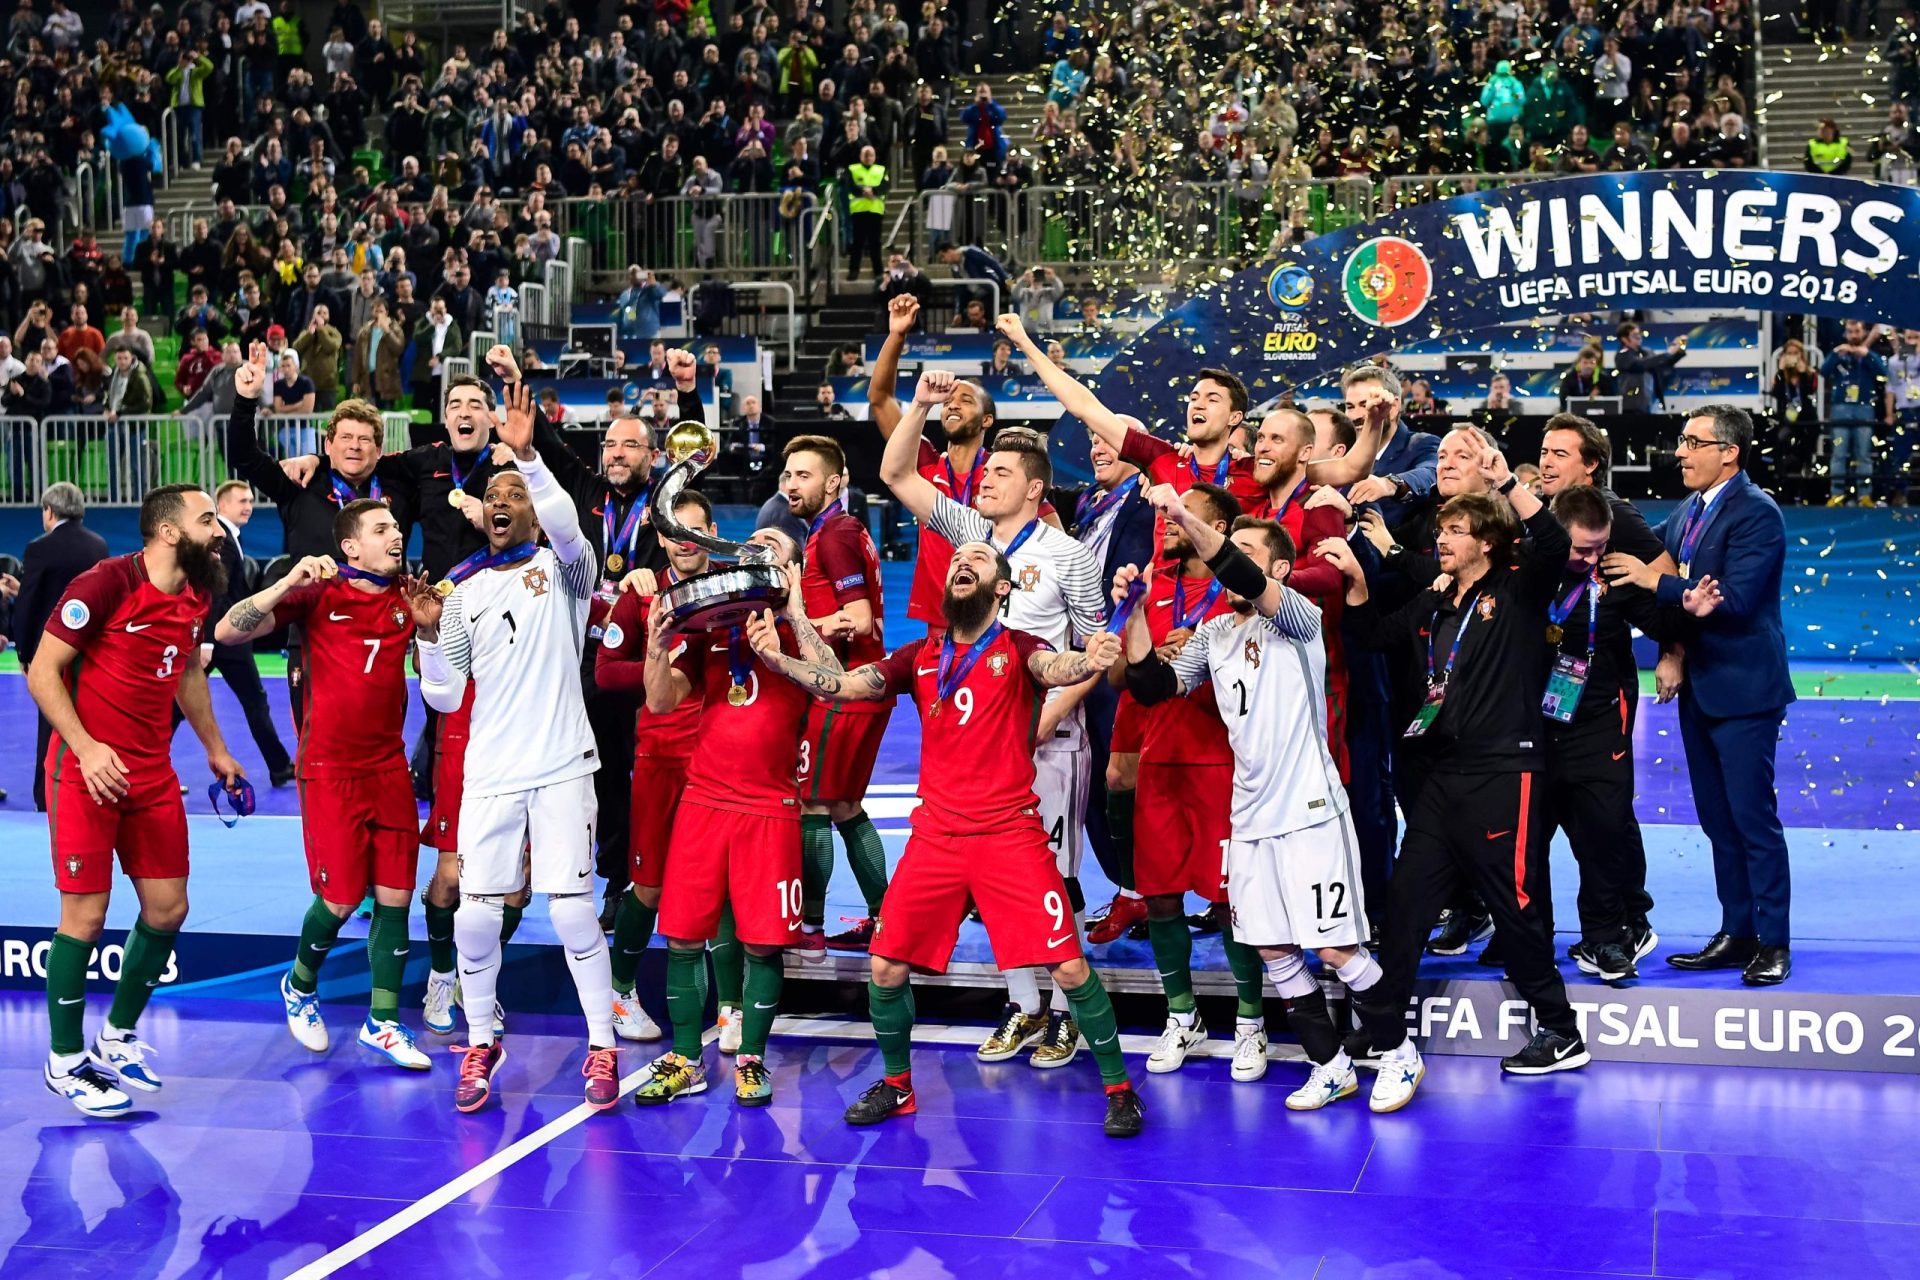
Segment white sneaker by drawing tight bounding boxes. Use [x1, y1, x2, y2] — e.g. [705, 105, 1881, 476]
[613, 990, 663, 1042]
[1145, 1014, 1207, 1074]
[281, 972, 329, 1052]
[1286, 1051, 1358, 1111]
[90, 1031, 163, 1091]
[45, 1059, 132, 1117]
[716, 1005, 742, 1055]
[358, 1016, 432, 1070]
[1369, 1040, 1425, 1114]
[1230, 1024, 1270, 1082]
[423, 971, 457, 1034]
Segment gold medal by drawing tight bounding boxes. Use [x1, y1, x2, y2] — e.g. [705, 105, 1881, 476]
[433, 579, 456, 598]
[727, 682, 749, 706]
[607, 552, 625, 574]
[1545, 624, 1564, 645]
[930, 700, 942, 718]
[447, 490, 467, 509]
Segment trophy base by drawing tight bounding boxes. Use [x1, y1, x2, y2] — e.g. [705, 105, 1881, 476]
[660, 565, 790, 631]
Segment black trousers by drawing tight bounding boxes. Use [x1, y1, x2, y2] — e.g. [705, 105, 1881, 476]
[1548, 723, 1653, 947]
[586, 682, 640, 896]
[168, 643, 293, 776]
[1344, 693, 1398, 920]
[32, 713, 52, 811]
[1373, 769, 1577, 1038]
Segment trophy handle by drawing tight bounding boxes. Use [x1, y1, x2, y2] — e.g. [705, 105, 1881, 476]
[648, 425, 776, 565]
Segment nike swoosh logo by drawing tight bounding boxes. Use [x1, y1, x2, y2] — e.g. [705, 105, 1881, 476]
[125, 622, 152, 633]
[328, 612, 351, 621]
[915, 667, 938, 676]
[1317, 925, 1338, 934]
[1553, 1042, 1577, 1060]
[145, 979, 160, 988]
[1046, 934, 1073, 948]
[619, 947, 646, 955]
[1151, 598, 1172, 608]
[1093, 1034, 1117, 1047]
[1486, 829, 1512, 840]
[461, 967, 485, 976]
[1155, 969, 1180, 979]
[1611, 750, 1627, 761]
[57, 996, 83, 1005]
[753, 1001, 778, 1010]
[392, 948, 409, 956]
[433, 471, 450, 479]
[786, 921, 800, 931]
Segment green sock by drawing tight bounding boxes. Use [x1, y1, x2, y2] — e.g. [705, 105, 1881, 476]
[836, 812, 890, 916]
[366, 903, 409, 1022]
[740, 949, 782, 1058]
[711, 905, 744, 1008]
[1222, 921, 1267, 1021]
[610, 891, 657, 994]
[665, 946, 708, 1058]
[108, 918, 179, 1032]
[423, 899, 457, 974]
[800, 813, 833, 925]
[1105, 788, 1136, 892]
[500, 901, 524, 944]
[868, 979, 915, 1076]
[1147, 913, 1196, 1014]
[291, 897, 347, 994]
[1060, 969, 1129, 1086]
[47, 933, 92, 1055]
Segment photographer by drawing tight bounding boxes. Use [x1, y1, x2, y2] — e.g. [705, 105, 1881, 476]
[1012, 264, 1064, 332]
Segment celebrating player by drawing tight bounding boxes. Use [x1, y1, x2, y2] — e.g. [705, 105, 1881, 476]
[779, 434, 893, 952]
[633, 528, 809, 1108]
[1122, 489, 1391, 1111]
[30, 484, 246, 1116]
[880, 370, 1110, 1068]
[748, 541, 1146, 1137]
[217, 501, 435, 1069]
[414, 382, 621, 1115]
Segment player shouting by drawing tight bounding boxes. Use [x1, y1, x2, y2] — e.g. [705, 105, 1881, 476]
[747, 541, 1145, 1137]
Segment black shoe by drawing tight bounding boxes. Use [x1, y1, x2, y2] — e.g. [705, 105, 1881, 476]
[271, 765, 296, 788]
[1343, 1028, 1384, 1069]
[1185, 910, 1221, 937]
[1568, 940, 1594, 971]
[598, 896, 619, 933]
[826, 918, 875, 950]
[1475, 932, 1505, 968]
[1629, 921, 1659, 964]
[1666, 932, 1759, 971]
[1741, 945, 1791, 986]
[1102, 1085, 1145, 1138]
[1125, 918, 1151, 940]
[844, 1075, 916, 1126]
[1588, 941, 1637, 984]
[1427, 910, 1492, 956]
[0, 786, 8, 802]
[1500, 1028, 1591, 1075]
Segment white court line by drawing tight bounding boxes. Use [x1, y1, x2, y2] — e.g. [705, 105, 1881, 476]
[286, 1015, 1308, 1275]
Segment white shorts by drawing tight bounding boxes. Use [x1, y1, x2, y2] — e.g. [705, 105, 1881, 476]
[1033, 743, 1088, 881]
[1226, 813, 1370, 949]
[123, 204, 154, 232]
[457, 773, 599, 896]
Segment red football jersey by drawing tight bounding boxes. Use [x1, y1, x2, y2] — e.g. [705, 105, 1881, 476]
[1139, 569, 1235, 765]
[802, 507, 887, 709]
[42, 553, 208, 781]
[596, 584, 703, 759]
[1121, 428, 1266, 550]
[276, 577, 416, 777]
[877, 626, 1053, 837]
[672, 622, 810, 817]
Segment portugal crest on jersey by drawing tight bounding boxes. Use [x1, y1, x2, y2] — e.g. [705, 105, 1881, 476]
[1243, 636, 1261, 668]
[522, 566, 550, 597]
[65, 854, 82, 878]
[988, 652, 1009, 676]
[1018, 563, 1042, 592]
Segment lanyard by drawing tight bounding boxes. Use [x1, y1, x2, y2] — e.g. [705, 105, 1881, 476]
[937, 620, 1003, 705]
[602, 486, 648, 563]
[944, 448, 984, 505]
[808, 498, 843, 539]
[335, 566, 393, 588]
[1106, 576, 1146, 633]
[1075, 474, 1139, 532]
[1677, 488, 1724, 566]
[1271, 476, 1310, 523]
[449, 448, 480, 492]
[726, 625, 754, 691]
[208, 778, 257, 827]
[329, 471, 379, 506]
[1426, 590, 1482, 689]
[1171, 572, 1224, 629]
[441, 540, 537, 591]
[997, 518, 1039, 559]
[1188, 452, 1230, 485]
[1547, 573, 1600, 658]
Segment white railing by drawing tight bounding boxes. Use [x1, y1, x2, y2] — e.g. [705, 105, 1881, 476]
[728, 282, 799, 370]
[543, 259, 573, 324]
[160, 107, 178, 190]
[520, 282, 549, 331]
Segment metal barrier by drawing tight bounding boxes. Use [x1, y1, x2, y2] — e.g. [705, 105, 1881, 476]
[915, 277, 1003, 334]
[543, 259, 573, 324]
[519, 283, 548, 334]
[1378, 173, 1530, 212]
[0, 416, 42, 507]
[554, 192, 806, 280]
[720, 282, 798, 370]
[885, 187, 1017, 266]
[39, 412, 244, 507]
[160, 107, 177, 190]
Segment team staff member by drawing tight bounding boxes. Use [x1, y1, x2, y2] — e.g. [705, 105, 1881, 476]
[1603, 405, 1796, 986]
[1324, 447, 1591, 1100]
[1336, 364, 1439, 531]
[14, 482, 111, 813]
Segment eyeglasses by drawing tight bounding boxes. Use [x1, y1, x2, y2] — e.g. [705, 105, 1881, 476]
[1674, 434, 1732, 452]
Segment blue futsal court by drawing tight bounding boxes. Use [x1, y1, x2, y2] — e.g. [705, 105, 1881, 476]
[2, 514, 1918, 1277]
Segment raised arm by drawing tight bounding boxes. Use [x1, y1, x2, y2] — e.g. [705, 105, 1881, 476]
[868, 294, 918, 438]
[1027, 630, 1121, 688]
[214, 554, 337, 643]
[878, 369, 956, 524]
[743, 602, 894, 701]
[994, 312, 1131, 450]
[412, 580, 471, 714]
[1144, 481, 1302, 623]
[500, 381, 591, 569]
[225, 341, 301, 503]
[1305, 398, 1388, 487]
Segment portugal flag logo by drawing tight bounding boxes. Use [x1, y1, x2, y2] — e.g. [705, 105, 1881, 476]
[1343, 237, 1432, 327]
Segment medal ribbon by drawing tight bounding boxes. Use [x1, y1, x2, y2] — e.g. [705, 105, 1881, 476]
[445, 541, 537, 586]
[1105, 576, 1147, 634]
[997, 518, 1039, 559]
[1547, 572, 1601, 658]
[808, 498, 843, 539]
[726, 625, 754, 690]
[602, 487, 648, 565]
[449, 448, 480, 492]
[944, 449, 984, 505]
[1675, 490, 1724, 569]
[1075, 474, 1139, 532]
[1272, 476, 1310, 523]
[1188, 452, 1230, 485]
[1171, 572, 1225, 629]
[1426, 590, 1482, 689]
[330, 471, 381, 506]
[936, 620, 1003, 706]
[335, 565, 394, 588]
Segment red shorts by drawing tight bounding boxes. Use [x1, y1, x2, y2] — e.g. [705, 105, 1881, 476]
[629, 753, 690, 889]
[872, 820, 1083, 974]
[1110, 693, 1144, 755]
[422, 689, 474, 853]
[657, 799, 801, 947]
[49, 773, 188, 894]
[1134, 762, 1233, 902]
[302, 768, 421, 903]
[797, 702, 893, 805]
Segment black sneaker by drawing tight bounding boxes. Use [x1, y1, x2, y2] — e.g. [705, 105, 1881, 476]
[844, 1075, 916, 1126]
[1568, 940, 1596, 973]
[826, 918, 875, 950]
[1629, 921, 1659, 964]
[1125, 918, 1152, 941]
[271, 764, 297, 788]
[1102, 1085, 1145, 1138]
[1588, 941, 1637, 983]
[1185, 910, 1222, 937]
[1500, 1029, 1591, 1075]
[1427, 910, 1492, 956]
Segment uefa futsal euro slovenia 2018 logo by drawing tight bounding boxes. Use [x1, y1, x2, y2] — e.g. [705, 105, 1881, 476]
[1267, 263, 1314, 311]
[1344, 236, 1434, 327]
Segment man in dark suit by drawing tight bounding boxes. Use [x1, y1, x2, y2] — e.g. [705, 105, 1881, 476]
[1604, 404, 1795, 985]
[1614, 320, 1688, 414]
[11, 482, 110, 811]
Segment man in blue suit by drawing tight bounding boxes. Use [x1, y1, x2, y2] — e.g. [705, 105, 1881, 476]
[1604, 404, 1795, 985]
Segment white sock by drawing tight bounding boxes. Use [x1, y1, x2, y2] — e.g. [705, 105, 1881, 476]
[1171, 1008, 1197, 1028]
[1236, 1016, 1265, 1036]
[453, 896, 506, 1048]
[1004, 966, 1042, 1015]
[99, 1023, 134, 1042]
[1118, 888, 1143, 901]
[549, 893, 616, 1049]
[1334, 950, 1383, 993]
[50, 1049, 85, 1074]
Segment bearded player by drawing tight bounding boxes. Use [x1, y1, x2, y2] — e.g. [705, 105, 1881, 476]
[634, 528, 810, 1109]
[414, 382, 621, 1115]
[748, 541, 1144, 1136]
[31, 484, 246, 1116]
[216, 499, 436, 1070]
[779, 435, 893, 952]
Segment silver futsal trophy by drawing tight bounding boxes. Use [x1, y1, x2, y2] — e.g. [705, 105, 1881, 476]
[648, 418, 791, 629]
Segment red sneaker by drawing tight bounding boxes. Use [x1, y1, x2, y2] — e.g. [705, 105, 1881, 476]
[826, 917, 875, 951]
[1087, 894, 1148, 945]
[453, 1040, 505, 1114]
[582, 1045, 621, 1111]
[792, 928, 828, 963]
